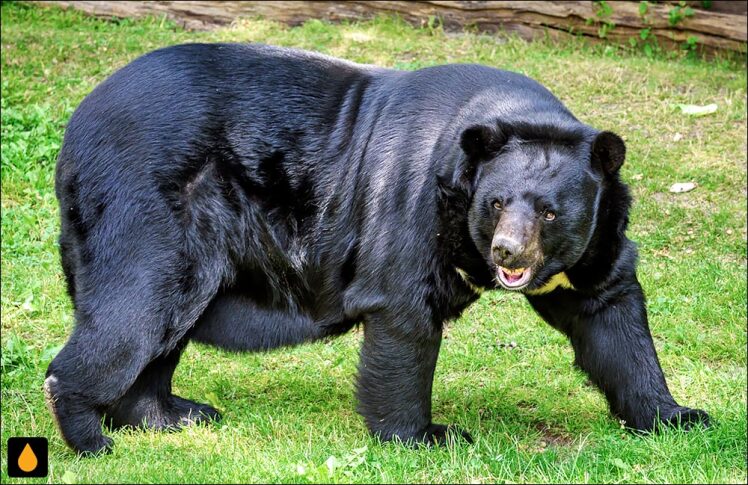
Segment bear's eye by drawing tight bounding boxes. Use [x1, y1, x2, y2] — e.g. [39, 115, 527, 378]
[492, 200, 503, 211]
[543, 210, 556, 221]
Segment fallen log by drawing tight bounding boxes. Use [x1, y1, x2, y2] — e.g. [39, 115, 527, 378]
[31, 1, 747, 53]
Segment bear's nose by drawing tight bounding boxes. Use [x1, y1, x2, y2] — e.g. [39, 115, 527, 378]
[492, 237, 524, 264]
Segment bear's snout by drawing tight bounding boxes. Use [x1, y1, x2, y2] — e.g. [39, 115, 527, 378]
[492, 236, 524, 265]
[491, 211, 541, 269]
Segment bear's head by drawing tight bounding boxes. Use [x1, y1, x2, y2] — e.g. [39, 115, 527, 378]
[457, 120, 627, 293]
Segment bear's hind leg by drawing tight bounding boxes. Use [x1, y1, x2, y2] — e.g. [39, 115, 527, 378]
[104, 340, 220, 431]
[45, 320, 157, 454]
[46, 261, 222, 454]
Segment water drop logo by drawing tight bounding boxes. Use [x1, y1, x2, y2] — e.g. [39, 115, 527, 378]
[7, 437, 48, 477]
[18, 443, 38, 472]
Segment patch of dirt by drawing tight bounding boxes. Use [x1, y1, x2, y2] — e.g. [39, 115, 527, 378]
[533, 421, 574, 448]
[515, 400, 538, 412]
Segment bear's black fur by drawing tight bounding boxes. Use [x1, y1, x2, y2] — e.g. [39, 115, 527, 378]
[47, 43, 708, 454]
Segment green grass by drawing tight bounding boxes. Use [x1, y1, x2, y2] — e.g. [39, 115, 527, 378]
[1, 2, 746, 483]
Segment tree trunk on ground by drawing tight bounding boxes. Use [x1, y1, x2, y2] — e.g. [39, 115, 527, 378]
[31, 1, 747, 54]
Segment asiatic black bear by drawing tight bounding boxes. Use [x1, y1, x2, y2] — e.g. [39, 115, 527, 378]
[46, 43, 709, 454]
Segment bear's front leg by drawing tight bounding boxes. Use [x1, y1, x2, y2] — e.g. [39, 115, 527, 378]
[356, 309, 472, 446]
[527, 276, 710, 432]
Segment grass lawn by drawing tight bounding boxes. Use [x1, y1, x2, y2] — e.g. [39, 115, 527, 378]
[1, 2, 746, 483]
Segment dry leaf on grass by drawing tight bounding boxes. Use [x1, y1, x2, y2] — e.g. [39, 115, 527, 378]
[669, 182, 697, 193]
[676, 103, 718, 117]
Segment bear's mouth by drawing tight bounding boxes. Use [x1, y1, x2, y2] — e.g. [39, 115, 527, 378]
[496, 266, 533, 290]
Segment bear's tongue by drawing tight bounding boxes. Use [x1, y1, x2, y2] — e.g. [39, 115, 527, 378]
[503, 269, 524, 283]
[498, 266, 531, 288]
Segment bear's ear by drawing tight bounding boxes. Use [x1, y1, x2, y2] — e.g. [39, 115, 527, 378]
[460, 123, 509, 162]
[591, 131, 626, 175]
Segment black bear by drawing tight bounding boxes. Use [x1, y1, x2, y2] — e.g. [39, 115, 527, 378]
[46, 43, 709, 454]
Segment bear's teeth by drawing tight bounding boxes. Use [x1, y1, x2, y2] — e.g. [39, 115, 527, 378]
[497, 266, 532, 288]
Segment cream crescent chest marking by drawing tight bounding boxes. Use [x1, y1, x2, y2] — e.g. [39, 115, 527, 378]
[455, 267, 483, 294]
[525, 272, 575, 295]
[454, 267, 574, 295]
